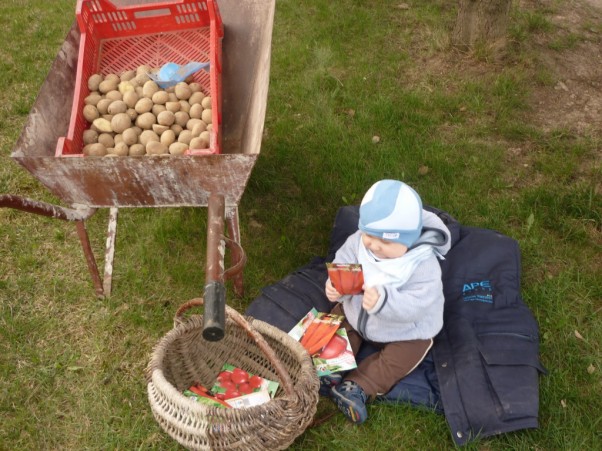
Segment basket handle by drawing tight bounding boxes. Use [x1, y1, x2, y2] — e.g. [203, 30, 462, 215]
[175, 298, 296, 398]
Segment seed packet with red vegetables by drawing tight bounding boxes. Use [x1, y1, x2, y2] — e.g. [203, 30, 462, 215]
[289, 308, 357, 376]
[210, 363, 279, 409]
[183, 383, 231, 408]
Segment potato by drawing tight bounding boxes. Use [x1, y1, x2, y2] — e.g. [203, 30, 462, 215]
[190, 135, 209, 149]
[169, 142, 188, 155]
[126, 108, 138, 121]
[92, 118, 113, 133]
[83, 105, 100, 122]
[178, 129, 193, 145]
[96, 98, 113, 115]
[83, 129, 98, 145]
[122, 90, 138, 108]
[88, 74, 103, 92]
[152, 90, 169, 105]
[201, 96, 212, 109]
[85, 92, 102, 106]
[98, 133, 115, 148]
[199, 130, 210, 143]
[146, 141, 168, 155]
[111, 113, 132, 133]
[178, 100, 191, 113]
[99, 78, 119, 94]
[142, 80, 160, 98]
[188, 91, 205, 105]
[114, 134, 123, 144]
[136, 65, 152, 76]
[157, 110, 175, 127]
[188, 82, 202, 93]
[170, 124, 183, 136]
[201, 108, 212, 124]
[174, 111, 190, 127]
[87, 143, 107, 157]
[118, 81, 135, 94]
[108, 100, 127, 115]
[122, 128, 138, 146]
[129, 143, 146, 156]
[139, 130, 159, 146]
[105, 90, 122, 101]
[191, 121, 207, 137]
[152, 124, 170, 135]
[136, 112, 156, 130]
[206, 123, 213, 132]
[160, 129, 176, 147]
[104, 73, 120, 83]
[189, 103, 203, 119]
[186, 118, 204, 131]
[168, 93, 179, 102]
[120, 70, 136, 82]
[110, 142, 129, 156]
[151, 104, 166, 116]
[174, 82, 192, 100]
[165, 101, 181, 113]
[134, 97, 153, 114]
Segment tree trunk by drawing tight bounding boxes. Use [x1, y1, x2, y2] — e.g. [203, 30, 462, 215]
[452, 0, 513, 51]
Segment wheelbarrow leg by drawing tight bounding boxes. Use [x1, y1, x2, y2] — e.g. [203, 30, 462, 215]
[0, 194, 105, 298]
[75, 220, 105, 298]
[225, 205, 244, 297]
[102, 207, 119, 298]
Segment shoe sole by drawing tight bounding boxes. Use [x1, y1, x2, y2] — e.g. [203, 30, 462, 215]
[330, 388, 368, 424]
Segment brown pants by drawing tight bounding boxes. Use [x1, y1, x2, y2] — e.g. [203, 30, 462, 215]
[332, 304, 433, 400]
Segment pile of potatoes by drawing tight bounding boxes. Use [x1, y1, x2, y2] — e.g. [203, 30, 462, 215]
[81, 65, 213, 157]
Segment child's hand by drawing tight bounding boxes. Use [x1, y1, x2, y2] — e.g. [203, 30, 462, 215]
[325, 279, 342, 302]
[362, 286, 379, 310]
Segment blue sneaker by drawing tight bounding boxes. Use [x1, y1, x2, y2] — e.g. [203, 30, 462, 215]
[330, 380, 368, 424]
[319, 372, 343, 396]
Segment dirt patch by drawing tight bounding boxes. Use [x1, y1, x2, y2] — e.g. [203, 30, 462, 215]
[526, 0, 602, 136]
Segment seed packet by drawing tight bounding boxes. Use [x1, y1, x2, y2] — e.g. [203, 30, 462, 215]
[289, 308, 357, 376]
[183, 383, 231, 408]
[210, 363, 279, 409]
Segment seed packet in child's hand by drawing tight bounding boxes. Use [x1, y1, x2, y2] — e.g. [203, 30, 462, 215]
[210, 363, 279, 409]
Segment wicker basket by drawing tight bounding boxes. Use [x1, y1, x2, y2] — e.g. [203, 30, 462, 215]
[146, 299, 319, 450]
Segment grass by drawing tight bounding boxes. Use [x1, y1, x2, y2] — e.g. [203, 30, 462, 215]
[1, 0, 601, 449]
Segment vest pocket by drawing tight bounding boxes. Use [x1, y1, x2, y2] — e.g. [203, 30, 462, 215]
[477, 332, 546, 421]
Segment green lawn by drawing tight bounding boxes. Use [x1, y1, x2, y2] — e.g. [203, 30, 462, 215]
[1, 0, 600, 449]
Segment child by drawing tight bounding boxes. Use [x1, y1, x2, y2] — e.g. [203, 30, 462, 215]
[324, 179, 451, 424]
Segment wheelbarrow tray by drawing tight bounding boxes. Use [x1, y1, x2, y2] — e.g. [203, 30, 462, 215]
[11, 0, 275, 208]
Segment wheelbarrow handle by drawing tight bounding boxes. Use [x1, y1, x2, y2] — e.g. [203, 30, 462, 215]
[202, 280, 226, 341]
[202, 193, 227, 341]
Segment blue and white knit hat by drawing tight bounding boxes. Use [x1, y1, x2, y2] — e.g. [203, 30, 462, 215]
[358, 180, 423, 247]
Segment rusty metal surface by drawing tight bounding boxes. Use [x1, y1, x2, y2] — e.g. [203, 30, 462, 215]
[11, 0, 275, 208]
[0, 194, 95, 221]
[75, 220, 105, 298]
[11, 153, 258, 207]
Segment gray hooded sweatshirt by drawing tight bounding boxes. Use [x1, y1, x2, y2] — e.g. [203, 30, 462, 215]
[332, 209, 451, 343]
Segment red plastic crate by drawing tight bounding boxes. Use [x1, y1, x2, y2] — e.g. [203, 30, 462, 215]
[57, 0, 223, 157]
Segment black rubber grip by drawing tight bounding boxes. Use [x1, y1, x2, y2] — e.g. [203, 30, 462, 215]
[202, 281, 226, 341]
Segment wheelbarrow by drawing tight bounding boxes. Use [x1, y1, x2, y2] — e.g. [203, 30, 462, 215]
[1, 0, 276, 341]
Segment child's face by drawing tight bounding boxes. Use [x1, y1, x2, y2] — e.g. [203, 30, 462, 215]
[361, 233, 408, 259]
